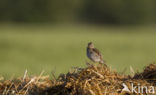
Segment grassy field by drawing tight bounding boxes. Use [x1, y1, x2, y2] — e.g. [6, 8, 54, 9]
[0, 24, 156, 78]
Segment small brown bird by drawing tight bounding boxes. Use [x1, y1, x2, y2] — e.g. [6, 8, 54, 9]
[87, 42, 104, 64]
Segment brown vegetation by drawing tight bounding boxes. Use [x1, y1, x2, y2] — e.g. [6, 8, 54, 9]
[0, 63, 156, 95]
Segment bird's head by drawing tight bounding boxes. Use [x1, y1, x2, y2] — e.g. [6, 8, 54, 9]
[88, 42, 94, 48]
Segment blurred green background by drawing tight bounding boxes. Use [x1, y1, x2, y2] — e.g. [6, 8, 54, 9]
[0, 0, 156, 78]
[0, 0, 156, 24]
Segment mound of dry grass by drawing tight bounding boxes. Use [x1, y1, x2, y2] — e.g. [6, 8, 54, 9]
[0, 63, 156, 95]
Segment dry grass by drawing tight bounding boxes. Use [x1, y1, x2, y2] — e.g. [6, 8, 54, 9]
[0, 63, 156, 95]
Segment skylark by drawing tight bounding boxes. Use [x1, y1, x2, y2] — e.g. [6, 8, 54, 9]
[87, 42, 104, 64]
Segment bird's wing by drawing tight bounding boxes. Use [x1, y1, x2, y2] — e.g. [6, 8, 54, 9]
[92, 48, 102, 57]
[92, 48, 104, 64]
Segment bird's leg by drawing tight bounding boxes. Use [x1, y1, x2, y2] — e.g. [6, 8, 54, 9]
[93, 62, 99, 66]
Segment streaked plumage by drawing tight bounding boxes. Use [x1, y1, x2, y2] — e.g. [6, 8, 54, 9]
[87, 42, 104, 64]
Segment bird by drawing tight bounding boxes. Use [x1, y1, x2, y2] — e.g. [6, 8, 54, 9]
[87, 42, 104, 64]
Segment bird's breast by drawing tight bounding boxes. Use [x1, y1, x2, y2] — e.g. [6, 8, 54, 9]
[87, 48, 91, 58]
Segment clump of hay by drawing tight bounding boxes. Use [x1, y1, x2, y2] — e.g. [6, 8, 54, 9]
[0, 63, 156, 95]
[0, 71, 53, 95]
[50, 63, 126, 95]
[134, 63, 156, 79]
